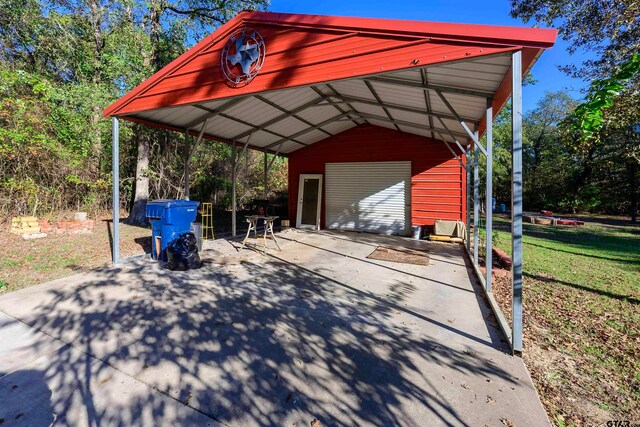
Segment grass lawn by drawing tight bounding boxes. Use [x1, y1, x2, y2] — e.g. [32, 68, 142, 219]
[485, 215, 639, 426]
[0, 208, 263, 293]
[0, 218, 151, 293]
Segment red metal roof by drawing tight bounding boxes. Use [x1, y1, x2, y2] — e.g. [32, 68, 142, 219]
[104, 11, 556, 118]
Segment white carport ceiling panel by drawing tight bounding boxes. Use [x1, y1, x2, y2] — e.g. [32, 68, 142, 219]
[436, 58, 510, 78]
[351, 101, 387, 118]
[438, 117, 469, 137]
[369, 81, 430, 110]
[386, 108, 435, 127]
[320, 120, 356, 136]
[276, 140, 303, 154]
[426, 69, 502, 93]
[472, 54, 513, 69]
[135, 105, 202, 126]
[223, 97, 284, 126]
[204, 115, 253, 139]
[198, 99, 234, 111]
[428, 92, 486, 121]
[385, 68, 422, 81]
[366, 119, 396, 131]
[398, 125, 437, 140]
[328, 79, 378, 101]
[131, 106, 173, 122]
[295, 104, 342, 125]
[295, 128, 328, 145]
[389, 108, 467, 135]
[260, 86, 319, 111]
[265, 115, 311, 137]
[242, 130, 281, 148]
[177, 107, 218, 128]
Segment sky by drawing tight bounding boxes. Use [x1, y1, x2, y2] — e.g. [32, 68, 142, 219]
[268, 0, 591, 112]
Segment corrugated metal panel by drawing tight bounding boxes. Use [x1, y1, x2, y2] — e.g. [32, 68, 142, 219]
[351, 102, 387, 118]
[105, 9, 555, 145]
[296, 105, 341, 124]
[427, 62, 507, 90]
[243, 130, 281, 148]
[113, 26, 546, 155]
[387, 108, 466, 136]
[162, 106, 205, 125]
[203, 115, 253, 139]
[397, 125, 434, 140]
[386, 69, 421, 80]
[435, 61, 507, 79]
[266, 115, 310, 136]
[320, 120, 356, 135]
[197, 99, 230, 111]
[277, 140, 303, 153]
[260, 86, 319, 110]
[365, 119, 396, 130]
[325, 161, 411, 235]
[370, 81, 429, 110]
[224, 97, 283, 125]
[328, 80, 377, 100]
[296, 129, 328, 145]
[427, 91, 485, 120]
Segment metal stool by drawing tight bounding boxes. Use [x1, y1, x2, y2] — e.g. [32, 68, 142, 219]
[241, 215, 281, 252]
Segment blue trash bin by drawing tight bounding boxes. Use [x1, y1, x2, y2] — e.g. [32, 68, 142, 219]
[146, 199, 200, 261]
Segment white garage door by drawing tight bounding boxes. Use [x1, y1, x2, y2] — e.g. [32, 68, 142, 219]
[325, 161, 411, 235]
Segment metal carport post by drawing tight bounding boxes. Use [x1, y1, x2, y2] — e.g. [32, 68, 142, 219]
[112, 117, 120, 264]
[511, 50, 523, 354]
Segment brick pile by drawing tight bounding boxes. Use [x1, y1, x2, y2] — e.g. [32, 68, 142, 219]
[10, 216, 95, 236]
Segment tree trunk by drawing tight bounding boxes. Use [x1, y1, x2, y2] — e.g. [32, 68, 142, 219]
[127, 129, 150, 225]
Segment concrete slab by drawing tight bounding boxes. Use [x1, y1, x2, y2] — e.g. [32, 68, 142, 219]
[0, 340, 217, 426]
[0, 229, 549, 426]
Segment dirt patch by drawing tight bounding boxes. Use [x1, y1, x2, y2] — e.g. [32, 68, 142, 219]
[491, 266, 639, 426]
[0, 216, 151, 293]
[367, 246, 430, 266]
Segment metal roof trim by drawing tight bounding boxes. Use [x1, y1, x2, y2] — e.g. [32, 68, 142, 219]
[240, 11, 558, 48]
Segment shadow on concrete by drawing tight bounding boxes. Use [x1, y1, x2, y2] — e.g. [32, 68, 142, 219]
[1, 231, 523, 425]
[0, 368, 54, 426]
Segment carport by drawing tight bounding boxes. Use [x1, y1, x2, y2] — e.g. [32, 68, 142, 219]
[104, 11, 557, 354]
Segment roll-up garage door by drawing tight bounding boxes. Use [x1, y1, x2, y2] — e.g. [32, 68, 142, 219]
[325, 161, 411, 235]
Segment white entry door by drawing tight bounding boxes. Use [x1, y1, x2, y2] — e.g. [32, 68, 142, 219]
[296, 174, 323, 230]
[325, 161, 411, 235]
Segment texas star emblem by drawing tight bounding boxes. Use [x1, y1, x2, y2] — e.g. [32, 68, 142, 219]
[221, 28, 266, 87]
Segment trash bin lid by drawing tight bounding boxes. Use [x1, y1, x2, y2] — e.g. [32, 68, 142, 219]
[147, 199, 199, 208]
[146, 199, 200, 218]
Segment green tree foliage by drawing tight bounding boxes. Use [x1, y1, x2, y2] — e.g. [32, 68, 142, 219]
[511, 0, 639, 78]
[0, 0, 278, 219]
[0, 67, 110, 215]
[511, 0, 640, 221]
[566, 54, 640, 141]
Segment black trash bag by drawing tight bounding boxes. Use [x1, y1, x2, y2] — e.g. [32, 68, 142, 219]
[163, 232, 201, 271]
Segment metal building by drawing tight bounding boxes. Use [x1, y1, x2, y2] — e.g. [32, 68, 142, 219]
[104, 11, 557, 353]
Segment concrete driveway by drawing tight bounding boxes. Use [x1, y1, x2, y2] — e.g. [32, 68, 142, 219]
[0, 229, 548, 426]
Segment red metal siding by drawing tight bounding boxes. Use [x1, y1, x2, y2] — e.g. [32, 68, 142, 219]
[288, 125, 466, 229]
[105, 11, 556, 117]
